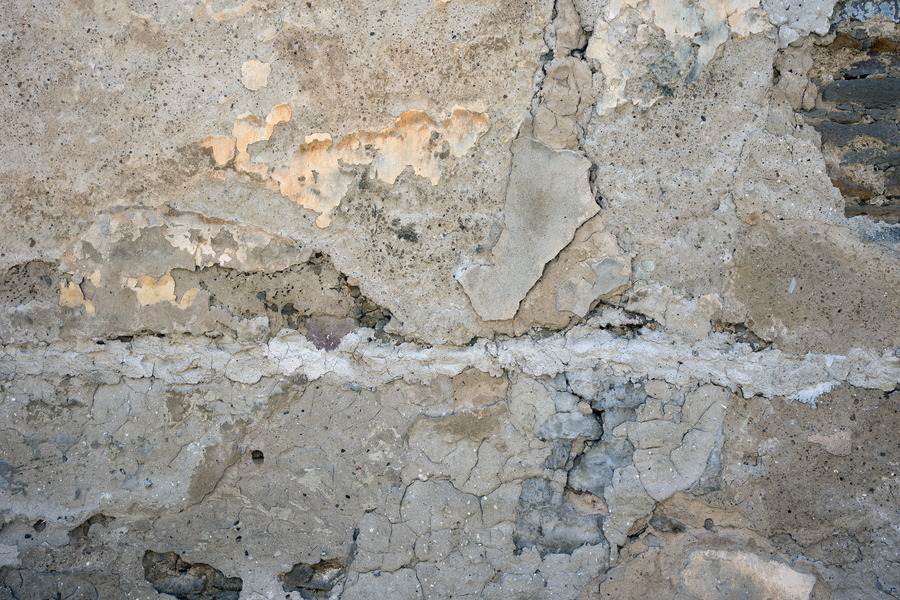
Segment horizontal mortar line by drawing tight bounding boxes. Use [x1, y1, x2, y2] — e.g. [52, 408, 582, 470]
[0, 327, 896, 402]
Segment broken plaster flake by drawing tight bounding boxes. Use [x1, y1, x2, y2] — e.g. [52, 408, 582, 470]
[124, 273, 199, 309]
[231, 103, 292, 177]
[457, 137, 598, 321]
[633, 421, 721, 501]
[240, 60, 271, 91]
[272, 108, 490, 227]
[588, 0, 769, 114]
[59, 281, 95, 315]
[680, 549, 816, 600]
[201, 135, 235, 166]
[203, 106, 488, 228]
[556, 256, 631, 317]
[786, 380, 839, 406]
[762, 0, 837, 46]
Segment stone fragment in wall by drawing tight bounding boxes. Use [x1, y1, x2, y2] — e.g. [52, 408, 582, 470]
[586, 0, 769, 114]
[240, 59, 271, 91]
[305, 316, 357, 351]
[456, 137, 598, 321]
[763, 0, 838, 46]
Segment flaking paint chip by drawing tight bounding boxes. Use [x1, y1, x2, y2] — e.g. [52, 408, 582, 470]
[241, 60, 271, 91]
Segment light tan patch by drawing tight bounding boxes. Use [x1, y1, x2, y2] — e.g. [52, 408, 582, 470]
[125, 273, 200, 309]
[59, 281, 95, 315]
[240, 60, 271, 91]
[453, 368, 509, 411]
[232, 103, 292, 178]
[565, 490, 608, 515]
[201, 135, 236, 166]
[203, 105, 489, 228]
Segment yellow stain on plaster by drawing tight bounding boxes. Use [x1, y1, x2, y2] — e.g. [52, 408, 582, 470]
[202, 105, 490, 228]
[201, 135, 236, 166]
[232, 103, 292, 178]
[241, 60, 271, 91]
[59, 281, 95, 315]
[86, 269, 102, 287]
[125, 273, 200, 309]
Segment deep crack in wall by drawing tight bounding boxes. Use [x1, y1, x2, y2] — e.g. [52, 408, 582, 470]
[0, 0, 899, 599]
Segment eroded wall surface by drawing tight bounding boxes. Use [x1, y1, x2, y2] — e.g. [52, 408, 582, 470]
[0, 0, 898, 598]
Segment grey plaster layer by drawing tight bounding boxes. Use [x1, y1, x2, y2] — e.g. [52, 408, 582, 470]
[1, 327, 896, 401]
[456, 137, 598, 321]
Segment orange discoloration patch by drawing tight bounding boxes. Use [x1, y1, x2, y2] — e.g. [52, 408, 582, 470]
[59, 281, 96, 315]
[203, 105, 489, 227]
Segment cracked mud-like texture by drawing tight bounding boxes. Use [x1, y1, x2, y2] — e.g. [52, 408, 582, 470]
[1, 0, 899, 598]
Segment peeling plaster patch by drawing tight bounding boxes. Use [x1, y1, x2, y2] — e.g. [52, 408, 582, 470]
[763, 0, 838, 46]
[556, 256, 631, 317]
[680, 549, 816, 600]
[201, 135, 235, 166]
[59, 281, 95, 316]
[457, 137, 598, 321]
[125, 273, 199, 309]
[586, 0, 769, 114]
[240, 60, 271, 91]
[232, 103, 292, 179]
[204, 106, 490, 227]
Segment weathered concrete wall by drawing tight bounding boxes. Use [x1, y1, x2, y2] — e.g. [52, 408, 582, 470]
[0, 0, 898, 598]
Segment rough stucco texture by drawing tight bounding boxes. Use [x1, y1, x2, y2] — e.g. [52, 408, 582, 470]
[1, 0, 899, 598]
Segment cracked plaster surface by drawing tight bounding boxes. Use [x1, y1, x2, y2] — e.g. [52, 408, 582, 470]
[1, 0, 899, 598]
